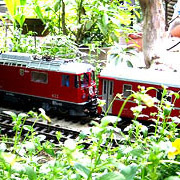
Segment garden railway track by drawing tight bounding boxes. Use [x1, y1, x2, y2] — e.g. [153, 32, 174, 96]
[0, 104, 135, 142]
[0, 106, 157, 145]
[0, 111, 126, 148]
[0, 111, 82, 144]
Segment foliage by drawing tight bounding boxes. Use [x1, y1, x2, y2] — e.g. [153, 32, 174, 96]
[4, 0, 27, 28]
[0, 86, 180, 179]
[3, 0, 140, 47]
[41, 0, 140, 46]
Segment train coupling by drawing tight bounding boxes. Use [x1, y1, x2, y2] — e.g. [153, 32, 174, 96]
[84, 95, 98, 116]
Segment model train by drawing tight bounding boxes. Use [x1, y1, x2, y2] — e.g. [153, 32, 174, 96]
[0, 51, 180, 124]
[98, 64, 180, 122]
[0, 52, 97, 117]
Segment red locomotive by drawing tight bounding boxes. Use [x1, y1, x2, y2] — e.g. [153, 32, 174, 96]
[0, 52, 97, 116]
[98, 65, 180, 122]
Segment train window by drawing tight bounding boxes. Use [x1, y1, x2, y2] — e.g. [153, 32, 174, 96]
[123, 84, 132, 97]
[74, 75, 79, 88]
[31, 71, 48, 83]
[103, 80, 107, 94]
[156, 89, 162, 101]
[156, 89, 172, 102]
[62, 75, 70, 87]
[81, 73, 89, 87]
[91, 71, 95, 82]
[110, 81, 113, 95]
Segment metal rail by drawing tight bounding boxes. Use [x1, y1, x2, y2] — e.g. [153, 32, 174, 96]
[0, 113, 80, 144]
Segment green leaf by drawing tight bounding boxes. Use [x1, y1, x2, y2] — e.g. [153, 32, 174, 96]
[126, 60, 133, 68]
[20, 0, 27, 6]
[97, 19, 107, 36]
[25, 165, 37, 180]
[4, 0, 18, 16]
[34, 5, 45, 23]
[23, 125, 34, 132]
[74, 163, 90, 179]
[54, 0, 61, 12]
[121, 164, 137, 180]
[85, 21, 93, 30]
[3, 111, 17, 121]
[14, 14, 26, 27]
[18, 112, 28, 121]
[163, 107, 171, 117]
[43, 143, 55, 157]
[97, 172, 125, 180]
[130, 149, 143, 158]
[174, 92, 180, 99]
[164, 177, 180, 180]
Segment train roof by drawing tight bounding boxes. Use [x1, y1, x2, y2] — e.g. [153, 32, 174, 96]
[100, 65, 180, 88]
[0, 52, 94, 74]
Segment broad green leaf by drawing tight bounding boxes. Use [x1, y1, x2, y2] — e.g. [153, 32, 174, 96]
[121, 164, 137, 180]
[4, 0, 18, 16]
[74, 163, 90, 179]
[43, 143, 55, 157]
[174, 92, 180, 99]
[25, 165, 37, 180]
[34, 5, 45, 23]
[85, 21, 93, 30]
[97, 172, 125, 180]
[17, 14, 26, 28]
[54, 0, 61, 12]
[20, 0, 26, 6]
[97, 20, 107, 36]
[130, 149, 143, 158]
[3, 111, 17, 121]
[17, 112, 28, 121]
[164, 177, 180, 180]
[23, 125, 34, 131]
[163, 106, 172, 117]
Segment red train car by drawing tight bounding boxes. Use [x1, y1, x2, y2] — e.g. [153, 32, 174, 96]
[98, 66, 180, 121]
[0, 52, 97, 116]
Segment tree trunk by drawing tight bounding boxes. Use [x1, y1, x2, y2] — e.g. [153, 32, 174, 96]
[62, 0, 67, 35]
[139, 0, 166, 68]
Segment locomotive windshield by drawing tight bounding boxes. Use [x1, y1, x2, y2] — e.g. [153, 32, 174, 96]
[91, 71, 95, 82]
[81, 73, 89, 87]
[74, 71, 95, 88]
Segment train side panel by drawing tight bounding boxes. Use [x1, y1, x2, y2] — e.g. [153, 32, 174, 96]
[98, 75, 180, 120]
[0, 65, 80, 103]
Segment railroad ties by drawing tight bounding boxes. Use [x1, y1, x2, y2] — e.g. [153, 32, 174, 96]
[0, 112, 80, 144]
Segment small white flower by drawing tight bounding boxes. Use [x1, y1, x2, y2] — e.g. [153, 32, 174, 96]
[64, 139, 76, 150]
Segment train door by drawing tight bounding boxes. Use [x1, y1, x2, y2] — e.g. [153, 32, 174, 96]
[102, 80, 114, 113]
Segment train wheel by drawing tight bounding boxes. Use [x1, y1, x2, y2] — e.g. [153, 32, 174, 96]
[58, 107, 69, 116]
[42, 102, 51, 112]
